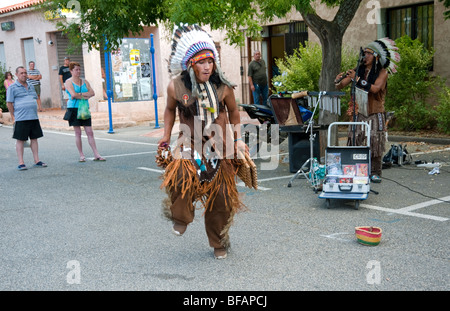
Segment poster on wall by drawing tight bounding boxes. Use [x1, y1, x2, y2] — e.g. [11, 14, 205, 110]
[130, 49, 140, 66]
[109, 38, 153, 102]
[141, 63, 151, 78]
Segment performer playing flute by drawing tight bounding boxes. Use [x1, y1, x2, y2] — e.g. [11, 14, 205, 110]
[335, 38, 400, 183]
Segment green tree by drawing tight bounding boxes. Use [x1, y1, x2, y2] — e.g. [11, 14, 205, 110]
[0, 63, 8, 112]
[42, 0, 362, 127]
[273, 41, 357, 121]
[386, 36, 446, 132]
[436, 85, 450, 133]
[39, 0, 167, 51]
[168, 0, 363, 127]
[439, 0, 450, 19]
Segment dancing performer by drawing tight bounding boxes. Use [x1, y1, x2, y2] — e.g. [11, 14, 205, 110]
[157, 24, 253, 259]
[335, 38, 400, 183]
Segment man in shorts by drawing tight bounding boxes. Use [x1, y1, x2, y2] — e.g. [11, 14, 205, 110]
[6, 66, 47, 170]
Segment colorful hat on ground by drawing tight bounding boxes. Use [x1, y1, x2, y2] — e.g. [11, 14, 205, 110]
[355, 226, 382, 246]
[168, 23, 220, 76]
[365, 37, 401, 74]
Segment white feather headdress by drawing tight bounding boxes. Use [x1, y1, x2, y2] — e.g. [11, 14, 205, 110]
[168, 23, 235, 99]
[366, 37, 401, 74]
[168, 23, 220, 76]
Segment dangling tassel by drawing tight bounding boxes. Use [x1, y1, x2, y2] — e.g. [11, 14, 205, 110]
[219, 211, 235, 250]
[188, 67, 201, 99]
[161, 159, 201, 202]
[202, 160, 246, 214]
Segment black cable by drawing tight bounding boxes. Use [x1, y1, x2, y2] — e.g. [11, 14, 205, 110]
[382, 175, 450, 204]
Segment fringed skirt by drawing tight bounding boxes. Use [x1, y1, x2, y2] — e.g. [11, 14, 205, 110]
[160, 158, 245, 215]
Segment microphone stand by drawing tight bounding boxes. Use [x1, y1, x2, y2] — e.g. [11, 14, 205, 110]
[351, 48, 365, 145]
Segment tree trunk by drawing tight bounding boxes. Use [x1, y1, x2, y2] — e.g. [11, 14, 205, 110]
[300, 0, 362, 147]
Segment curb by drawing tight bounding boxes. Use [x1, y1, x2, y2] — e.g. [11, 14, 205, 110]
[338, 132, 450, 146]
[387, 135, 450, 146]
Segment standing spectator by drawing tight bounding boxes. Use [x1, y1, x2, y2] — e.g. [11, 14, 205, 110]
[59, 57, 72, 109]
[2, 71, 15, 126]
[248, 50, 268, 106]
[4, 71, 15, 91]
[6, 66, 47, 170]
[64, 62, 105, 162]
[27, 61, 43, 112]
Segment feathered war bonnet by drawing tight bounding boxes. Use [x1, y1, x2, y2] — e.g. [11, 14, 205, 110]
[365, 37, 401, 74]
[168, 23, 235, 98]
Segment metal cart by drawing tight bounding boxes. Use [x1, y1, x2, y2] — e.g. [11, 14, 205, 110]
[319, 122, 371, 210]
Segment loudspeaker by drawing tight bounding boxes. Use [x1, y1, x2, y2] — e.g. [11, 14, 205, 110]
[288, 131, 320, 173]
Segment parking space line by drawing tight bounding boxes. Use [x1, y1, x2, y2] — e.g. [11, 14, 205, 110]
[139, 167, 449, 221]
[398, 195, 450, 212]
[43, 129, 158, 146]
[137, 167, 164, 174]
[236, 181, 271, 191]
[360, 203, 448, 222]
[410, 147, 450, 156]
[97, 151, 156, 159]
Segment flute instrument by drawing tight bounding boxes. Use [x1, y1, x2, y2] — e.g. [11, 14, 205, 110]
[334, 72, 349, 84]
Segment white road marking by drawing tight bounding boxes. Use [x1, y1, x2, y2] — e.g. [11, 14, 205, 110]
[137, 167, 164, 174]
[40, 127, 449, 221]
[320, 232, 352, 242]
[95, 151, 156, 159]
[398, 195, 450, 212]
[410, 147, 450, 156]
[236, 181, 271, 191]
[257, 175, 294, 182]
[360, 203, 448, 222]
[42, 129, 158, 146]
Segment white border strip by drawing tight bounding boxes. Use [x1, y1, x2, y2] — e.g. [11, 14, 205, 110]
[360, 203, 448, 222]
[398, 195, 450, 212]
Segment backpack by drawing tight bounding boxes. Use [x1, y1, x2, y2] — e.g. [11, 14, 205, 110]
[382, 144, 412, 168]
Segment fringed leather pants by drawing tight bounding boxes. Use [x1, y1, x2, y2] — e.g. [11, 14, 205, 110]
[163, 160, 236, 249]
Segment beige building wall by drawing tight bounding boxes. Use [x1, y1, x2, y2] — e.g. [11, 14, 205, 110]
[306, 0, 449, 84]
[0, 9, 61, 108]
[1, 0, 448, 123]
[0, 8, 105, 110]
[246, 0, 449, 86]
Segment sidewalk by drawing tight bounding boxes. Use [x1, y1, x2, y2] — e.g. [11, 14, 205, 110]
[1, 108, 137, 131]
[2, 109, 450, 150]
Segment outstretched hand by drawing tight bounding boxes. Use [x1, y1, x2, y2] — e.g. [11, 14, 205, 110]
[157, 138, 170, 150]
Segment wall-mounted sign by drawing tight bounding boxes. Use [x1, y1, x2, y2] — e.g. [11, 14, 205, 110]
[110, 38, 153, 102]
[1, 21, 15, 31]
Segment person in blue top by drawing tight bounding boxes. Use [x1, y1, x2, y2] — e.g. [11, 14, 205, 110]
[6, 66, 47, 170]
[64, 61, 105, 162]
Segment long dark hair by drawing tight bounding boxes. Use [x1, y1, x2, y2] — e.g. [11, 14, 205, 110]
[357, 58, 383, 84]
[4, 71, 13, 80]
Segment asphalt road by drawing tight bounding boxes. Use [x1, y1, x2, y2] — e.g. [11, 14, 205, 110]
[0, 124, 448, 294]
